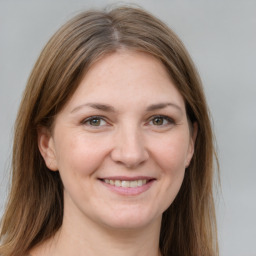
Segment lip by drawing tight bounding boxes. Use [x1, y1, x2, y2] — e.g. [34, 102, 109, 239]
[98, 176, 156, 196]
[99, 176, 155, 181]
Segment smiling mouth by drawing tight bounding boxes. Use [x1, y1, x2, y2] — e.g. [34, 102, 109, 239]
[103, 179, 148, 188]
[99, 177, 155, 188]
[98, 177, 155, 195]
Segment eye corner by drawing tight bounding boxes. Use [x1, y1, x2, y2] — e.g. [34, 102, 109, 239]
[81, 115, 109, 128]
[146, 115, 175, 127]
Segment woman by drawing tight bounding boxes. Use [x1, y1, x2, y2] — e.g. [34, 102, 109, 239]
[0, 6, 219, 256]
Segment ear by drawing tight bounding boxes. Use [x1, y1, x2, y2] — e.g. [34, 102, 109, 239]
[37, 126, 58, 171]
[185, 122, 198, 168]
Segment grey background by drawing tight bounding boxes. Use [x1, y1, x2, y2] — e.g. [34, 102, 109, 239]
[0, 0, 255, 255]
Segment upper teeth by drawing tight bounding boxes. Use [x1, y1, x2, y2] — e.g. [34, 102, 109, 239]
[104, 179, 147, 188]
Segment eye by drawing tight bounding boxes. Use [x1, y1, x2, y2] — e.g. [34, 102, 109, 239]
[148, 115, 174, 126]
[82, 116, 107, 127]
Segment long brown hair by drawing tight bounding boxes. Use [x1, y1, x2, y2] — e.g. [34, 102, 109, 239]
[0, 6, 219, 256]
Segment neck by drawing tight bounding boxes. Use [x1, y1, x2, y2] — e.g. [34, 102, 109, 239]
[31, 209, 162, 256]
[57, 214, 162, 256]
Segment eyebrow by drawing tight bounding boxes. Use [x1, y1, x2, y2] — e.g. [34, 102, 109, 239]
[71, 103, 116, 113]
[146, 102, 182, 112]
[71, 102, 182, 114]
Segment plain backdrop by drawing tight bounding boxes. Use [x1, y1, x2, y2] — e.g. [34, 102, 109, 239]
[0, 0, 255, 255]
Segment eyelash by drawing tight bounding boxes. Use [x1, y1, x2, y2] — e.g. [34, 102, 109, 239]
[81, 116, 108, 127]
[147, 115, 175, 126]
[81, 115, 175, 128]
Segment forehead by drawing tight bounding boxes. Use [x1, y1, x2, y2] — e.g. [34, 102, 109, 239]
[63, 50, 185, 112]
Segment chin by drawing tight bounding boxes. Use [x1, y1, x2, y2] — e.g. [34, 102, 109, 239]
[99, 209, 161, 230]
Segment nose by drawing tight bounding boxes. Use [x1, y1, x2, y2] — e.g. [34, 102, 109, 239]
[110, 125, 149, 168]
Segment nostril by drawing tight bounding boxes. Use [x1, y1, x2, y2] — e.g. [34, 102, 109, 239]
[110, 130, 149, 168]
[111, 149, 148, 168]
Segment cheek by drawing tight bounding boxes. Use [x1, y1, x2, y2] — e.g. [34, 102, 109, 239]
[54, 132, 108, 177]
[154, 133, 190, 175]
[152, 135, 189, 210]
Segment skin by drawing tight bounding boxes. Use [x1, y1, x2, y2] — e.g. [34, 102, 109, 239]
[35, 50, 197, 256]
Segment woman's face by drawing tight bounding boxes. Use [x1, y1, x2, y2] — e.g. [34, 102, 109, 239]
[39, 50, 196, 230]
